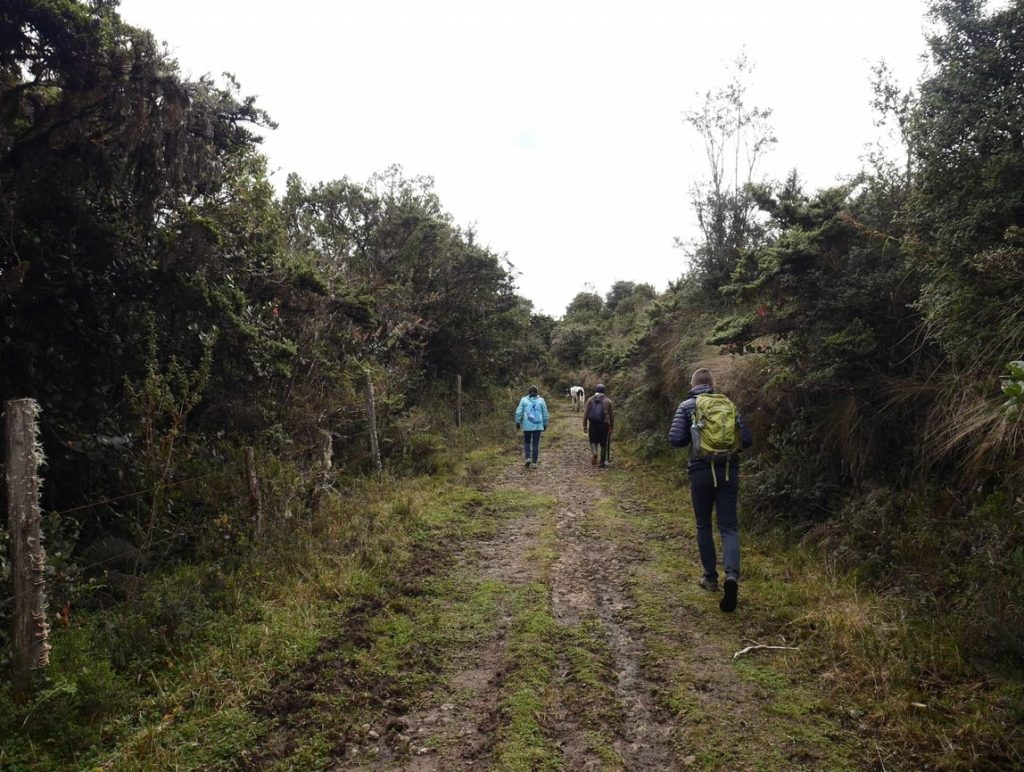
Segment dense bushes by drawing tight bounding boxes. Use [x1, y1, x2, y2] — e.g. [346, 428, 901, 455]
[0, 0, 545, 678]
[549, 0, 1024, 668]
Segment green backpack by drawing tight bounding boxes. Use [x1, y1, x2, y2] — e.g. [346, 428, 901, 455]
[691, 393, 740, 458]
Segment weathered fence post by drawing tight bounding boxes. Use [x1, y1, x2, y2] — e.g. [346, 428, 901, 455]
[243, 446, 263, 540]
[364, 373, 382, 473]
[455, 374, 463, 428]
[4, 398, 50, 697]
[320, 429, 333, 470]
[310, 429, 334, 515]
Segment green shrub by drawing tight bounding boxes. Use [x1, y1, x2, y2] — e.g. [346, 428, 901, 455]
[0, 622, 136, 760]
[104, 563, 235, 670]
[404, 431, 445, 474]
[743, 457, 840, 531]
[814, 486, 1024, 666]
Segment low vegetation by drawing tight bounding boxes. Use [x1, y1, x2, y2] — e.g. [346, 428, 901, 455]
[0, 414, 527, 767]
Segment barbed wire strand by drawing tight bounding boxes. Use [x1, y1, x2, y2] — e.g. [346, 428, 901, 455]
[52, 470, 225, 517]
[0, 514, 220, 611]
[0, 445, 364, 611]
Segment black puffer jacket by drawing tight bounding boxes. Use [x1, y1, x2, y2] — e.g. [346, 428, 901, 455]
[668, 384, 753, 472]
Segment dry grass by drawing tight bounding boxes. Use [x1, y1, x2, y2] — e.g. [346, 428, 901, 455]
[820, 394, 874, 484]
[924, 389, 1024, 478]
[650, 342, 760, 405]
[881, 368, 1024, 480]
[560, 368, 604, 395]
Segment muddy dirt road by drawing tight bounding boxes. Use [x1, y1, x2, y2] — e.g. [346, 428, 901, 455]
[255, 402, 865, 770]
[378, 411, 680, 770]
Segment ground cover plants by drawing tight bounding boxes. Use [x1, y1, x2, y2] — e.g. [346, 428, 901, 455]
[3, 391, 1021, 770]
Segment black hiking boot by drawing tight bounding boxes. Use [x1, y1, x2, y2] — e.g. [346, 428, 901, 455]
[720, 577, 738, 612]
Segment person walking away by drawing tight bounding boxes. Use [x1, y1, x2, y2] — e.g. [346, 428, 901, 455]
[515, 385, 549, 468]
[668, 368, 752, 612]
[583, 384, 614, 468]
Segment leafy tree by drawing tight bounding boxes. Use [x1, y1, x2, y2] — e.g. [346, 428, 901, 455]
[680, 54, 776, 296]
[550, 283, 658, 375]
[550, 291, 604, 368]
[908, 0, 1024, 371]
[605, 280, 656, 315]
[703, 172, 923, 484]
[0, 0, 278, 519]
[564, 290, 604, 319]
[280, 168, 531, 392]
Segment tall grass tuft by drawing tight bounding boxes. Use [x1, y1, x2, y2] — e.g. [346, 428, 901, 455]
[921, 375, 1024, 483]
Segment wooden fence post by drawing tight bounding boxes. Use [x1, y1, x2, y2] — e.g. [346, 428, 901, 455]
[243, 446, 263, 540]
[310, 430, 334, 515]
[4, 398, 50, 697]
[455, 374, 462, 428]
[320, 429, 333, 470]
[365, 373, 382, 473]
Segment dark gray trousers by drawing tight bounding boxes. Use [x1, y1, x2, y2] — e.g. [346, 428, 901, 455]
[689, 461, 740, 581]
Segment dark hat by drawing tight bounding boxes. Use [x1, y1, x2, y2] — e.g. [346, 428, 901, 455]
[594, 383, 606, 393]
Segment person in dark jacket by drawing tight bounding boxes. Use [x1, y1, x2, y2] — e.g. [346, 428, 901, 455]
[668, 368, 752, 612]
[583, 384, 614, 467]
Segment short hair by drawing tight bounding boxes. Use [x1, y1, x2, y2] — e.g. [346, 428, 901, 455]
[528, 385, 539, 396]
[594, 383, 606, 393]
[691, 368, 714, 387]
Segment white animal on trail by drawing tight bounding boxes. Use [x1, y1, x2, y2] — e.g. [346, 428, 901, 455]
[569, 385, 585, 411]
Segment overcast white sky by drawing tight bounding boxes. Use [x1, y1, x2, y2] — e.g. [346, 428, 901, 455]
[117, 0, 934, 317]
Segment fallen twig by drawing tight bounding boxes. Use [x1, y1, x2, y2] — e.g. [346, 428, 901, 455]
[732, 640, 800, 659]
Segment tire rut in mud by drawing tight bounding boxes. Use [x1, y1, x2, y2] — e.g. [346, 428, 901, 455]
[539, 428, 678, 770]
[329, 460, 550, 770]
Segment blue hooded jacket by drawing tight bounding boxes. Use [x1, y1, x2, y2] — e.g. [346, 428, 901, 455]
[515, 394, 549, 431]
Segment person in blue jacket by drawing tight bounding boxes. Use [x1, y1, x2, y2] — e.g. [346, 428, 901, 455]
[515, 385, 549, 468]
[668, 368, 752, 612]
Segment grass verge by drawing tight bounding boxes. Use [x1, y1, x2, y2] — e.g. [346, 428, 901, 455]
[599, 446, 1024, 770]
[0, 422, 535, 771]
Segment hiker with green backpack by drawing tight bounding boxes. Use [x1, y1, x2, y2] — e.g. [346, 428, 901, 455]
[668, 368, 752, 612]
